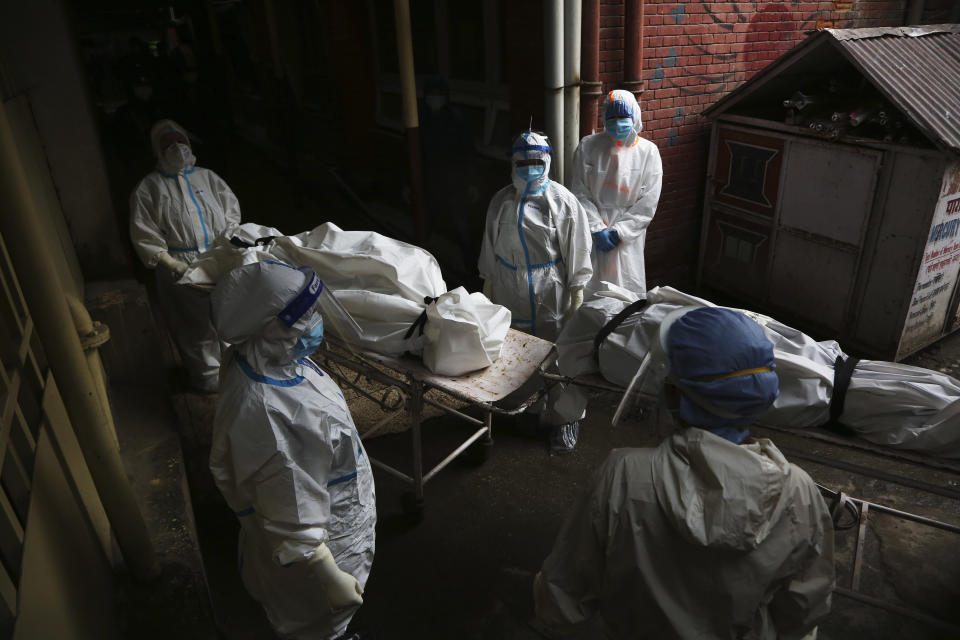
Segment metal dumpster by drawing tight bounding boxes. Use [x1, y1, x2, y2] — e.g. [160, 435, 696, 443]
[698, 25, 960, 360]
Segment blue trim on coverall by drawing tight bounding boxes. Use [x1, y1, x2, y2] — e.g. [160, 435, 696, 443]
[235, 352, 304, 387]
[182, 170, 210, 250]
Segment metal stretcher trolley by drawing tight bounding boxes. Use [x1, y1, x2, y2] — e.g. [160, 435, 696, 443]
[315, 329, 554, 516]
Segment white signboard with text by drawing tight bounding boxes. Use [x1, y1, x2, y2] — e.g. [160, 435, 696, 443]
[898, 162, 960, 358]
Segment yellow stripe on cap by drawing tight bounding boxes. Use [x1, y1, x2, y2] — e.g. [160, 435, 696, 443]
[692, 366, 773, 382]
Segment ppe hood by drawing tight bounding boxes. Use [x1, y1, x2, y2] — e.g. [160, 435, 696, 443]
[651, 429, 792, 551]
[602, 89, 643, 135]
[510, 131, 552, 194]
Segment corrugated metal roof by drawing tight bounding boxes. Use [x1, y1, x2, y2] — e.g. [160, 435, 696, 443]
[826, 24, 960, 153]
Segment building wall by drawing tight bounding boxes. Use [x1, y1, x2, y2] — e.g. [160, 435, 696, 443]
[595, 0, 951, 288]
[0, 0, 129, 280]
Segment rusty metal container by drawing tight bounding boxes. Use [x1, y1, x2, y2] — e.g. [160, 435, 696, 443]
[699, 25, 960, 360]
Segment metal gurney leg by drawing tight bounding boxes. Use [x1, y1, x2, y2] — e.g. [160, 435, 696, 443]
[317, 330, 552, 517]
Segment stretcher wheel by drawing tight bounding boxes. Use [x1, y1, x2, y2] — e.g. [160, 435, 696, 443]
[461, 438, 492, 467]
[401, 491, 424, 519]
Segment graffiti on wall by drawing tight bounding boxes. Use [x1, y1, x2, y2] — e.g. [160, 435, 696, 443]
[651, 2, 837, 145]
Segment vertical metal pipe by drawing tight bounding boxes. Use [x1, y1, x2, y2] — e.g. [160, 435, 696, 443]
[544, 0, 565, 182]
[624, 0, 645, 99]
[410, 380, 424, 500]
[393, 0, 428, 247]
[563, 0, 582, 175]
[0, 103, 157, 580]
[580, 0, 601, 137]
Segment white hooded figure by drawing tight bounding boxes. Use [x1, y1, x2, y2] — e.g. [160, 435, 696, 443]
[129, 119, 241, 392]
[478, 131, 593, 342]
[210, 261, 376, 640]
[571, 89, 663, 297]
[535, 307, 834, 639]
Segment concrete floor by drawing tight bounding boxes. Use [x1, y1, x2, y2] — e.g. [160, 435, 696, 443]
[172, 378, 960, 640]
[106, 133, 960, 639]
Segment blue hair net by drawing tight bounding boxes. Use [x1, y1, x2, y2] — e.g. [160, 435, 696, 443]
[605, 99, 633, 120]
[666, 307, 779, 429]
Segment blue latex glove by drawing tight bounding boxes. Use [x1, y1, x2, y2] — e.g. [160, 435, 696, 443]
[592, 229, 620, 252]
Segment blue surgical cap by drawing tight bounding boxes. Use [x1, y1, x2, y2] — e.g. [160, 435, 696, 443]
[666, 307, 779, 428]
[605, 99, 633, 120]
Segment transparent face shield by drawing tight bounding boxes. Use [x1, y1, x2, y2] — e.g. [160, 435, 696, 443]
[611, 307, 698, 427]
[314, 282, 365, 354]
[278, 268, 366, 355]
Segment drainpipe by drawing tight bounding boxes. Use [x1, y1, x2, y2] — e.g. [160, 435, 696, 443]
[65, 295, 116, 447]
[563, 0, 582, 174]
[624, 0, 645, 99]
[544, 0, 564, 182]
[0, 103, 157, 581]
[580, 0, 601, 137]
[393, 0, 428, 248]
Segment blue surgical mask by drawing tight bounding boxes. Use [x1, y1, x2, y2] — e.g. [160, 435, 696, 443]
[293, 313, 324, 359]
[606, 117, 634, 141]
[514, 164, 545, 182]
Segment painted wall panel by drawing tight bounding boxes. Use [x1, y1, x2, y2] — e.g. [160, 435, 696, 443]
[854, 152, 945, 355]
[768, 231, 857, 332]
[778, 142, 878, 246]
[13, 430, 115, 640]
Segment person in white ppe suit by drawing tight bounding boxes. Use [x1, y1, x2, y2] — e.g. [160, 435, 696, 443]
[130, 119, 241, 392]
[571, 89, 663, 296]
[479, 131, 593, 452]
[534, 307, 834, 639]
[209, 261, 376, 640]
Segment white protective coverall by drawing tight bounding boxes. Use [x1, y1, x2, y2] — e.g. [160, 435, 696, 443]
[571, 90, 663, 296]
[535, 430, 834, 639]
[210, 261, 375, 640]
[129, 119, 241, 391]
[478, 132, 592, 341]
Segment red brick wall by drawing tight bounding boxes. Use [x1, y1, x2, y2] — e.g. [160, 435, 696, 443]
[593, 0, 932, 288]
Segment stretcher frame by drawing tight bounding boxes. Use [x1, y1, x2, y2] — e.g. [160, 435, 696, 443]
[314, 329, 555, 515]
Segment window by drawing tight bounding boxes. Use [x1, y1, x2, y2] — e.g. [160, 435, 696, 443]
[369, 0, 510, 158]
[721, 141, 778, 207]
[718, 222, 767, 266]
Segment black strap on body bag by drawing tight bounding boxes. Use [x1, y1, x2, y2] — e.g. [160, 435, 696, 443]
[592, 299, 649, 361]
[824, 355, 860, 436]
[404, 296, 440, 340]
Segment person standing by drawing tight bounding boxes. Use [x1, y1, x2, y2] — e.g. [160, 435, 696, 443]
[129, 119, 241, 392]
[210, 261, 375, 640]
[479, 131, 593, 452]
[534, 307, 834, 639]
[571, 89, 663, 296]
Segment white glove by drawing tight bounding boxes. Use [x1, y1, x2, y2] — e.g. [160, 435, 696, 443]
[567, 287, 583, 315]
[155, 251, 188, 277]
[307, 542, 363, 609]
[482, 279, 493, 299]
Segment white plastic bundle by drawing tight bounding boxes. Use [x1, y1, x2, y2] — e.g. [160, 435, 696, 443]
[181, 222, 511, 376]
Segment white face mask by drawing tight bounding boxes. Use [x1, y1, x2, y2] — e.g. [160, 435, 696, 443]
[163, 143, 195, 172]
